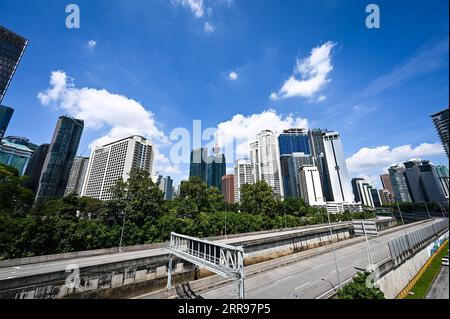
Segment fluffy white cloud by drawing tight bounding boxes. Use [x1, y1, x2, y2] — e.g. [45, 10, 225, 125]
[87, 40, 97, 50]
[173, 0, 205, 17]
[228, 71, 238, 81]
[346, 143, 445, 174]
[215, 109, 308, 160]
[271, 41, 336, 100]
[204, 21, 214, 33]
[37, 71, 174, 174]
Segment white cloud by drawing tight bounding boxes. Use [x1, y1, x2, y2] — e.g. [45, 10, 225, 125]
[228, 71, 238, 81]
[204, 21, 214, 33]
[215, 109, 309, 160]
[173, 0, 205, 17]
[88, 40, 97, 50]
[346, 143, 445, 174]
[37, 71, 172, 173]
[271, 41, 336, 100]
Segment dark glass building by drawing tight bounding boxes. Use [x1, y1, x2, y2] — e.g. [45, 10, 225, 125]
[431, 108, 449, 159]
[0, 105, 14, 138]
[36, 116, 84, 201]
[207, 147, 226, 191]
[0, 25, 28, 104]
[24, 143, 50, 193]
[308, 128, 333, 201]
[189, 147, 208, 183]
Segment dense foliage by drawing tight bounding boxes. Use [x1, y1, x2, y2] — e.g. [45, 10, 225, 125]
[0, 164, 374, 260]
[338, 272, 385, 299]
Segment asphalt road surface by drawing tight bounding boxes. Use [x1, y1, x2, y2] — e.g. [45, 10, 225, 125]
[0, 223, 346, 281]
[426, 266, 449, 299]
[201, 219, 442, 299]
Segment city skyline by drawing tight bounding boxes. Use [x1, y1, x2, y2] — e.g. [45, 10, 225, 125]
[0, 1, 448, 189]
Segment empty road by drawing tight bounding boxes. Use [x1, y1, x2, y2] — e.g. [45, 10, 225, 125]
[426, 266, 449, 299]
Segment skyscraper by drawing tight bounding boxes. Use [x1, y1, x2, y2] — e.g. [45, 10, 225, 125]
[298, 165, 325, 206]
[278, 128, 311, 198]
[0, 25, 28, 104]
[82, 135, 154, 201]
[286, 152, 314, 198]
[351, 178, 378, 208]
[189, 147, 208, 183]
[388, 164, 411, 203]
[159, 176, 174, 200]
[207, 145, 226, 191]
[36, 116, 84, 201]
[64, 156, 89, 196]
[249, 141, 260, 183]
[234, 158, 254, 203]
[403, 160, 447, 204]
[380, 173, 395, 196]
[0, 105, 14, 139]
[431, 108, 449, 159]
[221, 174, 235, 204]
[254, 130, 284, 198]
[308, 129, 333, 201]
[322, 131, 354, 203]
[24, 143, 50, 193]
[435, 165, 449, 199]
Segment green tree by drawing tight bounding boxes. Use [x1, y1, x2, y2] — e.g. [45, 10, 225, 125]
[0, 164, 34, 216]
[338, 272, 385, 299]
[240, 181, 278, 216]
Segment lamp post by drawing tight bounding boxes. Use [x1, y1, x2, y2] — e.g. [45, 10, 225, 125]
[326, 209, 342, 291]
[119, 210, 126, 253]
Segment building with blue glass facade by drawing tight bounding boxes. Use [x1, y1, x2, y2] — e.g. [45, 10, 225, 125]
[189, 147, 208, 183]
[0, 136, 35, 175]
[0, 105, 14, 139]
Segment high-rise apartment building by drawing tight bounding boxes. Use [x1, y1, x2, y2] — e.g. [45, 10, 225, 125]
[81, 135, 153, 201]
[308, 129, 333, 201]
[36, 116, 84, 201]
[322, 131, 354, 203]
[0, 25, 28, 104]
[298, 165, 325, 206]
[378, 189, 395, 205]
[221, 174, 235, 204]
[0, 105, 14, 139]
[253, 130, 284, 198]
[64, 156, 89, 196]
[207, 146, 226, 191]
[189, 147, 208, 183]
[234, 158, 254, 203]
[431, 108, 449, 159]
[388, 165, 411, 203]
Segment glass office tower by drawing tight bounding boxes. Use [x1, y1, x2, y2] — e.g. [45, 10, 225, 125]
[0, 25, 28, 104]
[36, 116, 84, 201]
[0, 105, 14, 138]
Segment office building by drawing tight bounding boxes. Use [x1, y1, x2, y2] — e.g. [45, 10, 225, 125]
[249, 141, 260, 183]
[234, 158, 254, 203]
[0, 136, 34, 175]
[189, 147, 208, 183]
[388, 165, 411, 203]
[378, 189, 395, 205]
[82, 135, 153, 201]
[431, 109, 449, 159]
[159, 176, 174, 200]
[435, 165, 449, 199]
[308, 129, 333, 201]
[253, 130, 284, 198]
[36, 116, 84, 201]
[207, 145, 226, 191]
[24, 143, 50, 193]
[380, 173, 395, 196]
[404, 160, 447, 204]
[0, 105, 14, 139]
[370, 188, 382, 208]
[64, 156, 89, 196]
[298, 165, 325, 206]
[221, 174, 235, 204]
[322, 131, 354, 203]
[352, 178, 378, 208]
[285, 152, 314, 198]
[0, 25, 28, 104]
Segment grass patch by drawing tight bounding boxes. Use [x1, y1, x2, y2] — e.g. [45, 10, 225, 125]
[405, 241, 449, 299]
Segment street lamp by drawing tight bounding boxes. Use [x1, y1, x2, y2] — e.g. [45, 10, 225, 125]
[325, 209, 342, 290]
[119, 210, 126, 253]
[321, 278, 337, 292]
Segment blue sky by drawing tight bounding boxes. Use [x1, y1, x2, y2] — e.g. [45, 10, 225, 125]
[0, 0, 448, 187]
